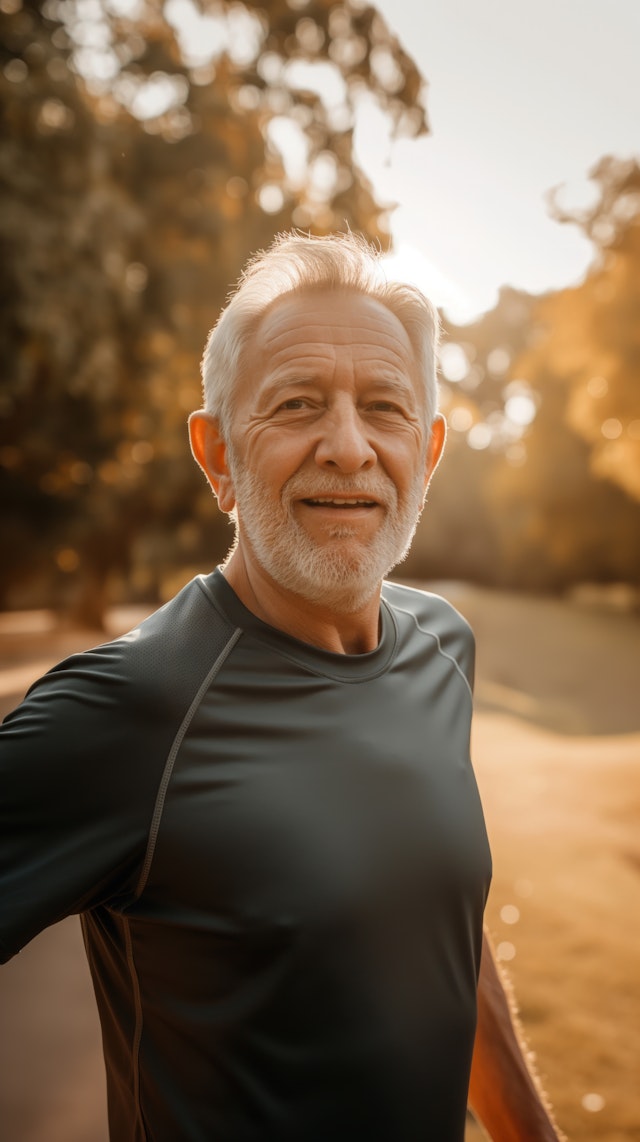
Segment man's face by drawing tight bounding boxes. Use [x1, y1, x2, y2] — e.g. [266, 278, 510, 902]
[224, 289, 443, 613]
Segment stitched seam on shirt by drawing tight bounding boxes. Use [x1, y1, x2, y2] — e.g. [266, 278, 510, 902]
[133, 627, 242, 900]
[123, 915, 147, 1142]
[390, 602, 474, 704]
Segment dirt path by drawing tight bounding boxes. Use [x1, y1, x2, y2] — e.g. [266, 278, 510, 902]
[1, 593, 638, 1141]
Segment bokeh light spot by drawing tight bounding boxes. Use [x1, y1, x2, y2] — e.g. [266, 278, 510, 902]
[487, 347, 511, 376]
[56, 548, 79, 573]
[257, 184, 284, 214]
[439, 343, 468, 383]
[4, 58, 28, 82]
[601, 418, 622, 440]
[125, 263, 148, 292]
[500, 904, 521, 925]
[38, 98, 74, 131]
[448, 406, 474, 433]
[131, 441, 154, 464]
[496, 941, 516, 962]
[467, 423, 492, 450]
[504, 393, 537, 427]
[581, 1093, 605, 1113]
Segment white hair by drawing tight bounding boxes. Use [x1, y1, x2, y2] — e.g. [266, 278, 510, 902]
[200, 230, 441, 433]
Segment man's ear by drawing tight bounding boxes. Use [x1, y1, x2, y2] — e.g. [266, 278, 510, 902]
[188, 411, 236, 513]
[422, 413, 446, 498]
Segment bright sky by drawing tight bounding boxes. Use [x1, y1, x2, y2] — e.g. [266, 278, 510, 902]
[358, 0, 640, 321]
[77, 0, 638, 324]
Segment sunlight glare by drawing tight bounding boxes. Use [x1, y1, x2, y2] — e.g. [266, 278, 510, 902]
[106, 0, 142, 15]
[268, 117, 309, 187]
[284, 60, 347, 112]
[551, 174, 601, 218]
[383, 244, 472, 320]
[165, 0, 263, 69]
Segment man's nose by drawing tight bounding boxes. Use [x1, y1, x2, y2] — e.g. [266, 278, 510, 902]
[314, 403, 377, 472]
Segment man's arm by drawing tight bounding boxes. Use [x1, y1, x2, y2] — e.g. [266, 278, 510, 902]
[468, 931, 566, 1142]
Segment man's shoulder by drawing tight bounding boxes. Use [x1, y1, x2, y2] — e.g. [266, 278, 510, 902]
[382, 580, 475, 688]
[382, 580, 473, 638]
[119, 572, 236, 664]
[10, 574, 238, 722]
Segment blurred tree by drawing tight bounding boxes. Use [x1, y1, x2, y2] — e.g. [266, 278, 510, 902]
[405, 289, 536, 587]
[530, 156, 640, 502]
[412, 157, 640, 594]
[0, 0, 427, 623]
[410, 277, 640, 592]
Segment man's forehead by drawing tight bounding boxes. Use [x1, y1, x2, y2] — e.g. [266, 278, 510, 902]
[253, 288, 415, 358]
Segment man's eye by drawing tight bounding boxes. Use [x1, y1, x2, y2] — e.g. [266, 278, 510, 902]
[369, 401, 402, 414]
[278, 398, 308, 411]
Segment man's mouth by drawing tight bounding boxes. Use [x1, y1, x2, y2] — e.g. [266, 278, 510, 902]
[301, 497, 379, 508]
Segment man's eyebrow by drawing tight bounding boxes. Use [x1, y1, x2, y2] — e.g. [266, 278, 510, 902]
[260, 373, 321, 391]
[362, 375, 416, 392]
[254, 374, 322, 403]
[263, 370, 413, 389]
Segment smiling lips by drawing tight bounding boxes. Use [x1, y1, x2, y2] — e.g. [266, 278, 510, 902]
[302, 497, 379, 508]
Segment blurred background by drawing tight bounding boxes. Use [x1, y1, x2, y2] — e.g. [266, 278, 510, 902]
[1, 0, 639, 620]
[1, 0, 639, 1139]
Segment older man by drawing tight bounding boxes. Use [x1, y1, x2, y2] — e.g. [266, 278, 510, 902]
[0, 233, 563, 1141]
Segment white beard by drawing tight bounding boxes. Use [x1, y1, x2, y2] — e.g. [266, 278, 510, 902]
[226, 451, 425, 614]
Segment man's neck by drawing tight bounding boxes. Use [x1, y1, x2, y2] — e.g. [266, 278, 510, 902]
[221, 554, 382, 656]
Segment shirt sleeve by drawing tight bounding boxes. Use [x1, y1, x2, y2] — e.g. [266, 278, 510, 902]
[0, 639, 160, 962]
[0, 576, 240, 963]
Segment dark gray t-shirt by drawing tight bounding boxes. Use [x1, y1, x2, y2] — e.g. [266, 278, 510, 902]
[0, 571, 492, 1141]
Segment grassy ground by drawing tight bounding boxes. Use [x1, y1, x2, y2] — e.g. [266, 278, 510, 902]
[0, 585, 638, 1141]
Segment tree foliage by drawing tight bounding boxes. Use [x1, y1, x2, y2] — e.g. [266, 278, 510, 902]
[408, 260, 640, 593]
[527, 157, 640, 501]
[0, 0, 427, 621]
[401, 157, 640, 595]
[3, 3, 639, 609]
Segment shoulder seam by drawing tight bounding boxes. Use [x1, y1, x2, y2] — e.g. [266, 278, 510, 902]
[132, 627, 242, 901]
[390, 601, 474, 704]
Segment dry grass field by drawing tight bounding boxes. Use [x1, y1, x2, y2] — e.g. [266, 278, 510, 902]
[0, 584, 638, 1141]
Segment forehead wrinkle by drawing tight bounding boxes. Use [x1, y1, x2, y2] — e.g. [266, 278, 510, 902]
[263, 320, 408, 349]
[263, 334, 413, 374]
[254, 298, 420, 392]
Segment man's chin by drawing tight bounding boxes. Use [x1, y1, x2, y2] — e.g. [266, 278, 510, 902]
[288, 574, 382, 615]
[275, 549, 390, 613]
